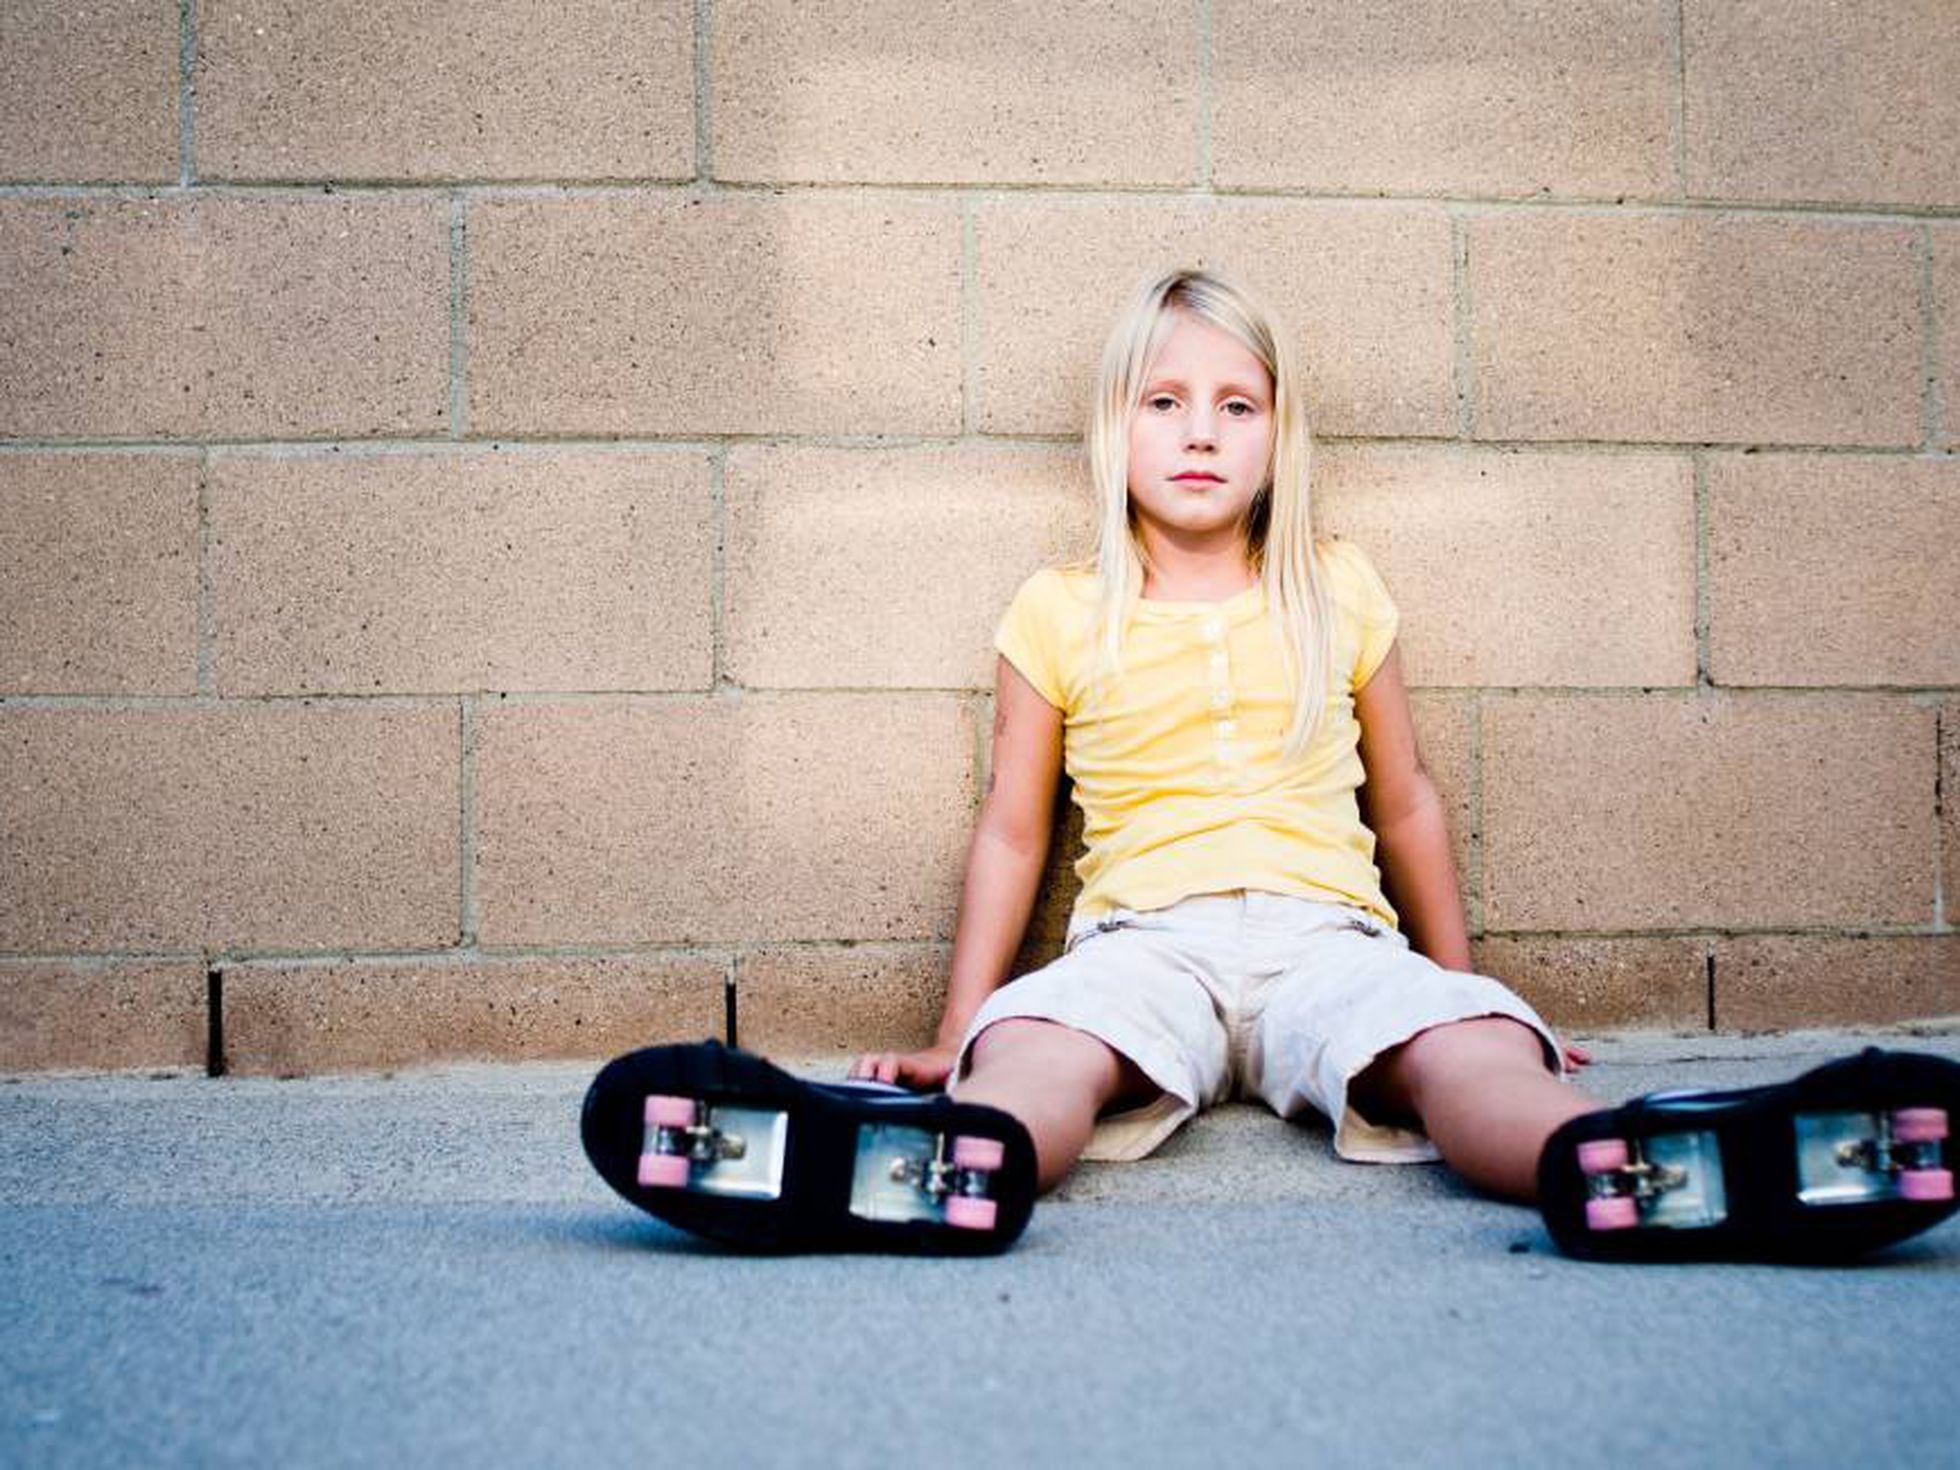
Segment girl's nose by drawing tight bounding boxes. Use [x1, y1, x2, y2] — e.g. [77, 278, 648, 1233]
[1184, 408, 1217, 448]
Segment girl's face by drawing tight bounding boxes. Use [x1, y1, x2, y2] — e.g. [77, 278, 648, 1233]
[1125, 309, 1275, 557]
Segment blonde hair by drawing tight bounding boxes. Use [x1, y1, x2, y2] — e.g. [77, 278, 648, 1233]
[1083, 267, 1334, 759]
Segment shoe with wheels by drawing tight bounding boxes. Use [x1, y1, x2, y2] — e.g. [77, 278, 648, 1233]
[581, 1039, 1038, 1254]
[1538, 1047, 1959, 1263]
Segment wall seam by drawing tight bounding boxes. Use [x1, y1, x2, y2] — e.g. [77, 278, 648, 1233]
[710, 447, 730, 690]
[1693, 451, 1711, 685]
[1935, 705, 1947, 931]
[1920, 223, 1943, 450]
[460, 697, 480, 946]
[449, 193, 468, 440]
[178, 1, 197, 186]
[195, 447, 214, 695]
[694, 1, 715, 180]
[1452, 213, 1473, 438]
[1669, 0, 1690, 200]
[960, 195, 979, 437]
[1467, 691, 1485, 937]
[1197, 0, 1215, 189]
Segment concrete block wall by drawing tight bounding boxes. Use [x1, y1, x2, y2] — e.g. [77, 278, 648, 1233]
[1, 1, 1956, 1073]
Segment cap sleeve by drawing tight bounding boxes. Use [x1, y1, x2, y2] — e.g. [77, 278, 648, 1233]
[1324, 539, 1400, 691]
[993, 569, 1070, 710]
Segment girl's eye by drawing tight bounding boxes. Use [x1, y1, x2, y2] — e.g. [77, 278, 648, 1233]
[1224, 401, 1256, 417]
[1147, 395, 1178, 411]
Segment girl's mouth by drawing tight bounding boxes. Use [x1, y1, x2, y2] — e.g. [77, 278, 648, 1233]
[1172, 473, 1224, 483]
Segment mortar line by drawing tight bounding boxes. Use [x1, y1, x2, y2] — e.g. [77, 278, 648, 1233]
[5, 433, 1954, 459]
[960, 196, 980, 437]
[449, 193, 468, 439]
[1693, 452, 1711, 685]
[195, 447, 214, 695]
[1669, 0, 1689, 200]
[1196, 0, 1215, 189]
[1920, 223, 1943, 451]
[6, 176, 1960, 221]
[1452, 213, 1473, 438]
[1935, 705, 1947, 930]
[694, 0, 715, 180]
[1467, 690, 1485, 936]
[177, 2, 198, 186]
[460, 697, 480, 945]
[710, 447, 729, 689]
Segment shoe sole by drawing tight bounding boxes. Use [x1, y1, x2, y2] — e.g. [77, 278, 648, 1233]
[1539, 1047, 1960, 1263]
[580, 1039, 1038, 1254]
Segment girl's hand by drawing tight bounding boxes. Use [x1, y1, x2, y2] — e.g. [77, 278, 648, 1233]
[1559, 1037, 1593, 1071]
[848, 1043, 960, 1092]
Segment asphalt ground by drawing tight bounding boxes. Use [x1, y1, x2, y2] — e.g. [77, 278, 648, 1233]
[3, 1027, 1957, 1468]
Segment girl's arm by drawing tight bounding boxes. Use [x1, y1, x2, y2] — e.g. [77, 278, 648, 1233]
[850, 654, 1064, 1087]
[1353, 643, 1473, 972]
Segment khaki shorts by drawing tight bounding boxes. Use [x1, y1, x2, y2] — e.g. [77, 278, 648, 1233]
[953, 889, 1564, 1163]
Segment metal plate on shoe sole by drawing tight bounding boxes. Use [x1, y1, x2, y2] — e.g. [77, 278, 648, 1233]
[1795, 1110, 1904, 1206]
[1640, 1131, 1729, 1229]
[848, 1123, 943, 1225]
[644, 1105, 789, 1201]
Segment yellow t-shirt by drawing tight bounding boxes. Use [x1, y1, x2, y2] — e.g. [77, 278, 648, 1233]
[995, 538, 1402, 930]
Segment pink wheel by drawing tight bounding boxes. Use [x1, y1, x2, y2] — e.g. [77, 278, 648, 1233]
[1900, 1168, 1954, 1203]
[1585, 1196, 1640, 1231]
[944, 1195, 998, 1231]
[645, 1094, 696, 1128]
[1893, 1108, 1949, 1144]
[1577, 1138, 1630, 1175]
[952, 1135, 1006, 1172]
[637, 1151, 691, 1189]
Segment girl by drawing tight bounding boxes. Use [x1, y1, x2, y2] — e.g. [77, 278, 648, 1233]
[582, 268, 1958, 1262]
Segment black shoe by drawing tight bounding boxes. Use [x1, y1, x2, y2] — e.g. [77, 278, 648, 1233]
[1538, 1047, 1959, 1263]
[580, 1039, 1038, 1254]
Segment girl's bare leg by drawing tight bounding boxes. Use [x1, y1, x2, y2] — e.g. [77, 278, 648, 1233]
[1352, 1017, 1601, 1202]
[953, 1018, 1154, 1193]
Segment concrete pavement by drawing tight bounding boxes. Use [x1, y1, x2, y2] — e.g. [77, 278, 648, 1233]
[3, 1028, 1957, 1467]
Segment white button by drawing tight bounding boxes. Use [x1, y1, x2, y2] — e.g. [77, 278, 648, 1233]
[1201, 618, 1223, 641]
[1209, 690, 1231, 711]
[1216, 720, 1238, 740]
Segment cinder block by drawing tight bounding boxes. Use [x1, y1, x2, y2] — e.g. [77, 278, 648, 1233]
[0, 452, 200, 695]
[1715, 936, 1960, 1031]
[1709, 454, 1960, 686]
[724, 445, 1093, 690]
[712, 1, 1199, 185]
[476, 693, 974, 945]
[1472, 936, 1709, 1032]
[1944, 699, 1959, 917]
[0, 961, 206, 1071]
[0, 705, 460, 952]
[1468, 213, 1921, 447]
[1483, 693, 1935, 930]
[1937, 229, 1960, 453]
[196, 1, 695, 181]
[974, 197, 1455, 438]
[0, 0, 179, 183]
[468, 193, 961, 436]
[1318, 445, 1696, 688]
[1685, 1, 1960, 209]
[735, 944, 948, 1056]
[0, 196, 449, 439]
[1214, 0, 1673, 198]
[209, 447, 713, 695]
[220, 954, 725, 1073]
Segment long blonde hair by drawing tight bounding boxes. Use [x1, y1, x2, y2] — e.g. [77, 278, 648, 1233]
[1084, 267, 1334, 759]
